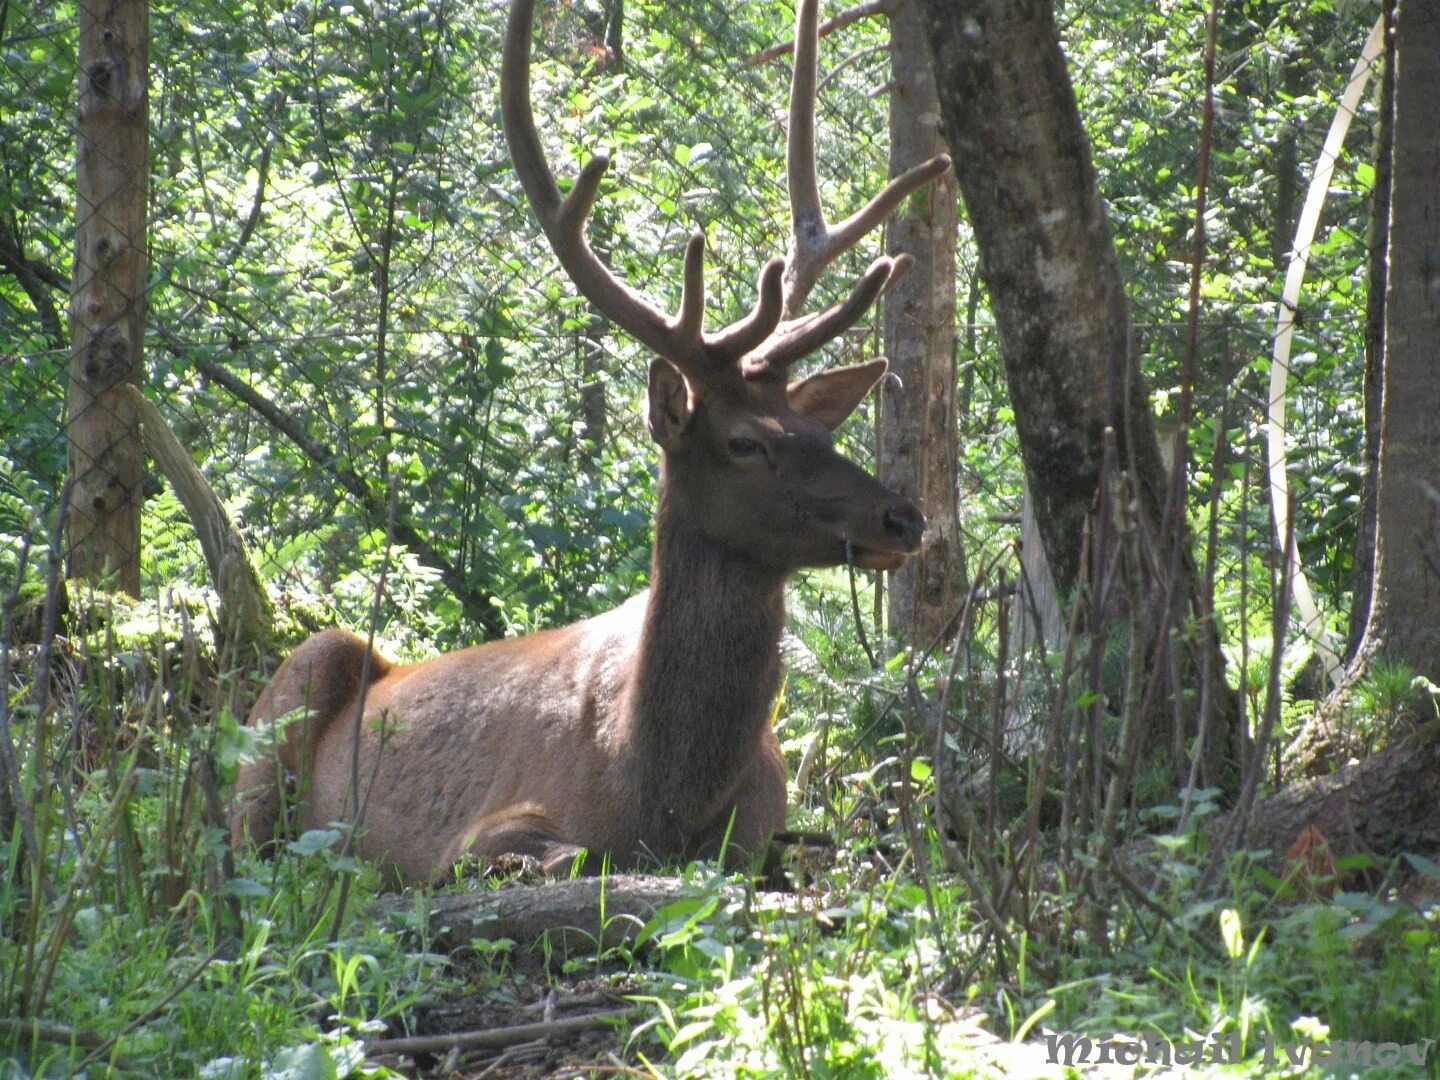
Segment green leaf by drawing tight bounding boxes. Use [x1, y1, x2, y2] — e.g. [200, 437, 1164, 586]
[1219, 907, 1244, 960]
[288, 829, 342, 857]
[1403, 853, 1440, 881]
[263, 1043, 338, 1080]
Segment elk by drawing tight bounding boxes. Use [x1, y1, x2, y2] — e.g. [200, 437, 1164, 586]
[229, 0, 950, 884]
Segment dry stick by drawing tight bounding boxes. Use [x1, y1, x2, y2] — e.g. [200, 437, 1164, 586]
[327, 477, 399, 944]
[1236, 438, 1255, 781]
[1077, 433, 1122, 876]
[742, 0, 900, 69]
[79, 946, 224, 1068]
[1017, 531, 1090, 893]
[819, 578, 1013, 788]
[1049, 535, 1097, 955]
[1165, 0, 1220, 550]
[472, 1042, 546, 1076]
[1128, 0, 1221, 790]
[364, 1008, 644, 1057]
[1176, 392, 1232, 836]
[1100, 476, 1148, 844]
[922, 566, 1027, 969]
[985, 571, 1009, 856]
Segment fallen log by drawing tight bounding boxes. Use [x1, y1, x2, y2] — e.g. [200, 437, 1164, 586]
[374, 872, 807, 957]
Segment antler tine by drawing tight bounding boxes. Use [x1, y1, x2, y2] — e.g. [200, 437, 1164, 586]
[502, 0, 784, 376]
[502, 0, 669, 357]
[711, 257, 787, 361]
[767, 0, 951, 364]
[743, 254, 906, 375]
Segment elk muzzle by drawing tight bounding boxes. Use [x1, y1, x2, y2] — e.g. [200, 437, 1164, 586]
[848, 494, 926, 570]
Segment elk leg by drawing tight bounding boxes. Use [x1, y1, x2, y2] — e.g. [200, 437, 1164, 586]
[712, 735, 788, 869]
[230, 628, 387, 851]
[456, 804, 585, 875]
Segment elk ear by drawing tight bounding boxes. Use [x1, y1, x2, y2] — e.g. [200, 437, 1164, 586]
[646, 358, 694, 447]
[787, 358, 889, 431]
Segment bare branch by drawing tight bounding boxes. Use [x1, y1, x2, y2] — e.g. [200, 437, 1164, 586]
[741, 0, 900, 70]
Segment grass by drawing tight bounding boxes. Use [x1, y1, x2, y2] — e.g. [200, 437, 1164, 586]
[2, 568, 1439, 1078]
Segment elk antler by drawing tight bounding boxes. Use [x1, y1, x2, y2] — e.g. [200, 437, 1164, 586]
[502, 0, 951, 379]
[743, 0, 951, 376]
[502, 0, 784, 376]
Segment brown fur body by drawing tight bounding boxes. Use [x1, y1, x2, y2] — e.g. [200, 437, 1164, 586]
[231, 496, 797, 883]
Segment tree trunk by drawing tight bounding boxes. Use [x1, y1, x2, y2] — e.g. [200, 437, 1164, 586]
[915, 0, 1164, 595]
[878, 0, 965, 646]
[66, 0, 149, 596]
[1297, 0, 1440, 774]
[916, 0, 1236, 780]
[124, 386, 271, 660]
[1348, 0, 1397, 659]
[1349, 0, 1440, 678]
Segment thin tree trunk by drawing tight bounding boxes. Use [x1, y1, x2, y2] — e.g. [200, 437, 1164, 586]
[1348, 0, 1396, 659]
[1351, 0, 1440, 675]
[66, 0, 149, 596]
[1299, 0, 1440, 774]
[916, 0, 1236, 779]
[879, 0, 965, 645]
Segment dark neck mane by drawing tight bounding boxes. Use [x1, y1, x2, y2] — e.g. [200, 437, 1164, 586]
[626, 483, 787, 835]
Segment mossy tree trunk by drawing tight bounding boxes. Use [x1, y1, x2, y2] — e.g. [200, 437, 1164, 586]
[66, 0, 149, 596]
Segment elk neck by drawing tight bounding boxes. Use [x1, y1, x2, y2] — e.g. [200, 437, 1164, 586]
[624, 476, 788, 832]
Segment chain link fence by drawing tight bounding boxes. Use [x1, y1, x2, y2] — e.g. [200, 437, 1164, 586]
[1, 0, 1379, 670]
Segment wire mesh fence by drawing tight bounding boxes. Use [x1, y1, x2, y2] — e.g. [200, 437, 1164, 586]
[1, 0, 1379, 671]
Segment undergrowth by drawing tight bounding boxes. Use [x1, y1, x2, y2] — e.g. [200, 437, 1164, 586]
[2, 567, 1438, 1078]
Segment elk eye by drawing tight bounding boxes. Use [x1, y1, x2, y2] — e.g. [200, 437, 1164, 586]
[728, 436, 763, 458]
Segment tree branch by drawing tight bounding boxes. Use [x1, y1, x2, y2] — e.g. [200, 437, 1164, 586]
[192, 358, 504, 638]
[742, 0, 899, 70]
[0, 227, 66, 350]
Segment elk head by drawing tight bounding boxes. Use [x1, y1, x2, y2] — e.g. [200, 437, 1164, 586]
[502, 0, 950, 572]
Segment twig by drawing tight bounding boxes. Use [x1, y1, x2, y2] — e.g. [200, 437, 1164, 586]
[363, 1007, 643, 1056]
[328, 478, 399, 942]
[742, 0, 899, 69]
[79, 946, 224, 1067]
[1199, 506, 1296, 895]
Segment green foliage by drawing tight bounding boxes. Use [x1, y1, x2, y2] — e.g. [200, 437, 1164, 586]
[0, 0, 1422, 1075]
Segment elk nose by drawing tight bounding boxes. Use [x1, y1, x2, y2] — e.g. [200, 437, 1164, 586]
[883, 501, 926, 549]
